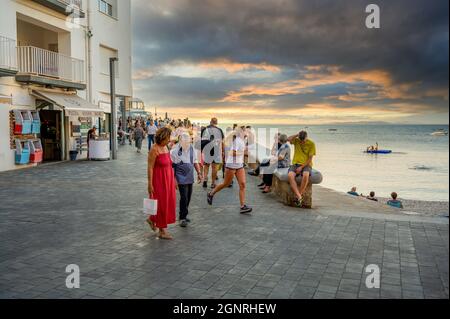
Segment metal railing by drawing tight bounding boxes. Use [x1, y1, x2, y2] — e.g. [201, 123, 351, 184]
[0, 36, 18, 71]
[17, 46, 85, 84]
[57, 0, 83, 10]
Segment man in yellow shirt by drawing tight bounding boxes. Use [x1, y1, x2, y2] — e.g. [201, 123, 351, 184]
[288, 131, 316, 207]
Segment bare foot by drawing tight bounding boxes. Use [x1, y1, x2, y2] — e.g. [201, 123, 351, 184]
[159, 232, 173, 240]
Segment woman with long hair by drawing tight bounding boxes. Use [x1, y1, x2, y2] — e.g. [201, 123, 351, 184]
[207, 127, 252, 214]
[147, 127, 177, 240]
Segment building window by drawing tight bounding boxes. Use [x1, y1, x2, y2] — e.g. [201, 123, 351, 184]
[100, 45, 119, 77]
[98, 0, 117, 18]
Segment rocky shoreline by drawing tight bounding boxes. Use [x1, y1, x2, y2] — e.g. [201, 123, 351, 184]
[378, 197, 449, 218]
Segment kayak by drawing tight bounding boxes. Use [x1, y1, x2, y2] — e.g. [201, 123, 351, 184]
[365, 150, 392, 154]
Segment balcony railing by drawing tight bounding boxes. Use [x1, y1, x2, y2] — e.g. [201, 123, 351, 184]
[57, 0, 82, 10]
[31, 0, 84, 17]
[17, 46, 85, 84]
[0, 36, 18, 71]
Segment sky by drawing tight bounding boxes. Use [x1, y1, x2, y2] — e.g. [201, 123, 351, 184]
[131, 0, 449, 125]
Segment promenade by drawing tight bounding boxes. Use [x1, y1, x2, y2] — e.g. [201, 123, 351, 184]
[0, 144, 448, 299]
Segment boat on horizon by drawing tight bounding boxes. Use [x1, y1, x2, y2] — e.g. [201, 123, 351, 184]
[431, 129, 448, 136]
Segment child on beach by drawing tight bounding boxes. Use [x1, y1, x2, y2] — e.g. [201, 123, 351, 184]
[366, 191, 378, 202]
[347, 187, 360, 196]
[387, 192, 404, 209]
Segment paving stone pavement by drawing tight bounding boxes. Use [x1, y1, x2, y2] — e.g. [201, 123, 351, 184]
[0, 144, 448, 299]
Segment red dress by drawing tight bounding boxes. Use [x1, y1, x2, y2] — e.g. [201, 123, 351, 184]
[149, 153, 176, 229]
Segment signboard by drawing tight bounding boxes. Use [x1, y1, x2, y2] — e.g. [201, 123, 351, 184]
[67, 110, 104, 117]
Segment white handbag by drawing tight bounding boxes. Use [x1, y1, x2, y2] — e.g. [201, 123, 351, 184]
[143, 198, 158, 216]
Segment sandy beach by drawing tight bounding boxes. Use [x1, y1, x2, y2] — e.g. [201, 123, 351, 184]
[309, 186, 449, 221]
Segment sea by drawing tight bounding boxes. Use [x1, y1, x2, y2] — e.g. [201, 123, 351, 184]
[220, 124, 449, 202]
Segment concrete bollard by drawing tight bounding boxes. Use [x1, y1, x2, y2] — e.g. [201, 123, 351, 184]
[272, 175, 313, 209]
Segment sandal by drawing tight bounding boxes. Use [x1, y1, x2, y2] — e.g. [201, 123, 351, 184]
[294, 197, 303, 208]
[146, 219, 157, 232]
[159, 232, 173, 240]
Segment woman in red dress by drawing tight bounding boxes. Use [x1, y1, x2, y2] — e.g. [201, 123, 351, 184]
[147, 127, 177, 240]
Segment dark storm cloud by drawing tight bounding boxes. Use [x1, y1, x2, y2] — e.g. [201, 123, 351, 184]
[133, 0, 448, 84]
[131, 0, 449, 121]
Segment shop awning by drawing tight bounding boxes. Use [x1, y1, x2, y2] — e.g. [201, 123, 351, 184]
[32, 90, 104, 117]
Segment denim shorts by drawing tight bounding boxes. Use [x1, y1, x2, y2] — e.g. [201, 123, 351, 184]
[288, 164, 312, 176]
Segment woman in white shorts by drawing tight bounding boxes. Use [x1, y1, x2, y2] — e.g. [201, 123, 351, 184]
[207, 127, 252, 214]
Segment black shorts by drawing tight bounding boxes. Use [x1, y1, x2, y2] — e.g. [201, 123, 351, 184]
[288, 164, 312, 176]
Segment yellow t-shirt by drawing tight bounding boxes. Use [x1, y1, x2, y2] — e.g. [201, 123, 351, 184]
[292, 138, 316, 166]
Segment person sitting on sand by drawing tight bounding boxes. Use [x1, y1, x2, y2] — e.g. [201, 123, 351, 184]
[347, 187, 360, 196]
[387, 192, 404, 209]
[366, 191, 378, 202]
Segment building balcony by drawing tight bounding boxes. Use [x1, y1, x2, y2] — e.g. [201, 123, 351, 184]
[16, 46, 86, 90]
[0, 36, 18, 77]
[31, 0, 85, 18]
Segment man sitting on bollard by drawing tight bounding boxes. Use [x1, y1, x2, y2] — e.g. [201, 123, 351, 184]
[287, 130, 316, 207]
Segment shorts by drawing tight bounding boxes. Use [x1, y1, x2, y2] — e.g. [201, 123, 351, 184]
[201, 140, 222, 164]
[288, 164, 312, 176]
[225, 165, 245, 171]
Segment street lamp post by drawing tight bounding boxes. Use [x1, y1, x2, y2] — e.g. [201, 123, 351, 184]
[110, 57, 118, 160]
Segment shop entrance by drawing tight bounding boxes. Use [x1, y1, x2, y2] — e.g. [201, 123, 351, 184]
[40, 110, 62, 162]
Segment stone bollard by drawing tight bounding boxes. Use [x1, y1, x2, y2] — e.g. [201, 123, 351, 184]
[272, 175, 313, 209]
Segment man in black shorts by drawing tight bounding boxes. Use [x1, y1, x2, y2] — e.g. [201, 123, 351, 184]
[201, 118, 225, 189]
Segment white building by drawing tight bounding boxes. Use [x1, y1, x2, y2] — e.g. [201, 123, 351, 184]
[0, 0, 132, 172]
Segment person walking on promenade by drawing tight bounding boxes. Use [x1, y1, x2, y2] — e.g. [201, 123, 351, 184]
[207, 127, 253, 214]
[147, 120, 158, 150]
[201, 118, 225, 189]
[127, 118, 134, 146]
[133, 123, 145, 153]
[287, 130, 316, 207]
[171, 133, 203, 228]
[147, 127, 177, 240]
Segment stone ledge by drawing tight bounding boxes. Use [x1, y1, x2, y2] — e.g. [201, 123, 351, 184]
[273, 175, 314, 209]
[271, 168, 323, 209]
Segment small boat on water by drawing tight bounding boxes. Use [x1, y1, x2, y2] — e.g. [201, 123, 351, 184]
[431, 129, 448, 136]
[365, 150, 392, 154]
[328, 129, 338, 132]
